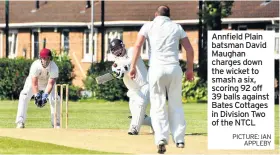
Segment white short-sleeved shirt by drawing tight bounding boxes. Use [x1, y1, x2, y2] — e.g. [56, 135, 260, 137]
[27, 59, 59, 88]
[114, 47, 148, 91]
[139, 16, 187, 66]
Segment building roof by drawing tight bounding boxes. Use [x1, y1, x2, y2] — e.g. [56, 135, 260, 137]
[229, 1, 279, 18]
[0, 1, 278, 27]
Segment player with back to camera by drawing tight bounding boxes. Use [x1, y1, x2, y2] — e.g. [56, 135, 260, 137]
[110, 38, 154, 135]
[129, 5, 194, 154]
[15, 48, 61, 128]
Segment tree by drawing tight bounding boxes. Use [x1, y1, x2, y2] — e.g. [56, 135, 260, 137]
[198, 1, 234, 82]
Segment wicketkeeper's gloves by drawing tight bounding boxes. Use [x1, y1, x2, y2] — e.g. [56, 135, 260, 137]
[34, 92, 46, 108]
[42, 93, 48, 105]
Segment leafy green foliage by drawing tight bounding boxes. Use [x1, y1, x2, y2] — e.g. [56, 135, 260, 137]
[203, 1, 234, 28]
[182, 76, 207, 103]
[0, 58, 33, 100]
[68, 85, 82, 101]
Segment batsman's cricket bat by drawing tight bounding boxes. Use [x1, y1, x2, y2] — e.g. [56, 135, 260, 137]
[95, 72, 115, 84]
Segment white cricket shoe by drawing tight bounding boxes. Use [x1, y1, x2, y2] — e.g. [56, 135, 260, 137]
[176, 142, 185, 148]
[16, 123, 25, 128]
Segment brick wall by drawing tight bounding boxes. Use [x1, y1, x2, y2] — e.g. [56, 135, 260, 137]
[2, 28, 200, 88]
[68, 31, 92, 87]
[2, 34, 6, 58]
[4, 27, 200, 87]
[40, 31, 61, 53]
[17, 31, 31, 58]
[123, 30, 138, 48]
[0, 32, 4, 58]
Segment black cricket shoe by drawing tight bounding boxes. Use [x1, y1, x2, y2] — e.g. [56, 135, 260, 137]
[157, 140, 166, 154]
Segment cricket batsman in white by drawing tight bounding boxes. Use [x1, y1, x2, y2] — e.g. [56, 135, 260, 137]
[15, 48, 61, 128]
[109, 38, 153, 135]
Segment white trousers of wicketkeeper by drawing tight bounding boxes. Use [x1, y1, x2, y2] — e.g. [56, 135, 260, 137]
[127, 83, 151, 133]
[15, 78, 61, 127]
[148, 64, 186, 145]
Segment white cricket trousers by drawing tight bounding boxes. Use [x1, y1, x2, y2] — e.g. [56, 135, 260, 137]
[148, 64, 186, 145]
[15, 79, 61, 126]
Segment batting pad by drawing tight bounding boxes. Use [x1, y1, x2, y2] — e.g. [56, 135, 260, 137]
[129, 104, 146, 132]
[143, 115, 152, 126]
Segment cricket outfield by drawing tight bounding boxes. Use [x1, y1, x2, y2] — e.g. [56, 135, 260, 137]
[0, 100, 278, 154]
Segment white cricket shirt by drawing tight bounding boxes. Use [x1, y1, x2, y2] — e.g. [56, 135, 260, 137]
[139, 16, 187, 66]
[27, 59, 59, 88]
[114, 47, 148, 90]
